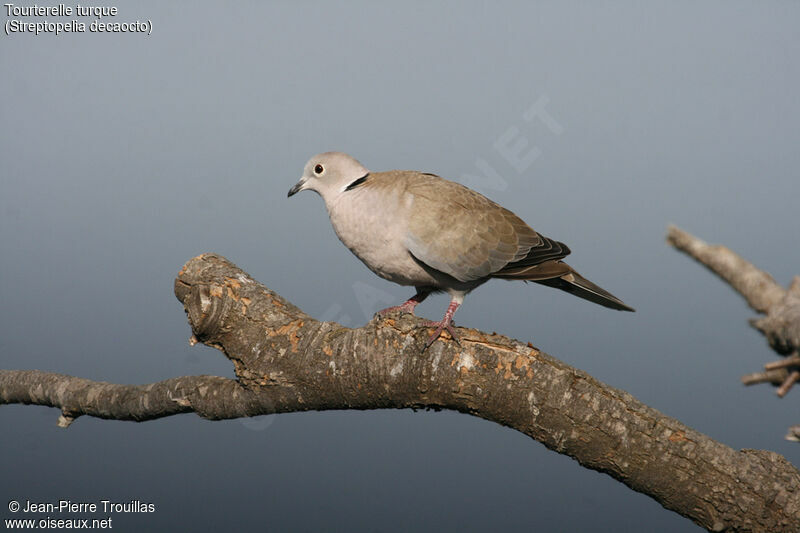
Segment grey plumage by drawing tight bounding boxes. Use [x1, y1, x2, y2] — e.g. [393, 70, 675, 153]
[288, 152, 633, 347]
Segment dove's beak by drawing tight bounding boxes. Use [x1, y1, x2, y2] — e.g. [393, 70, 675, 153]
[287, 177, 307, 197]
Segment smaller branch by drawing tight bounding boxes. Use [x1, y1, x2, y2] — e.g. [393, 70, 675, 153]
[0, 370, 274, 423]
[741, 368, 788, 386]
[765, 354, 800, 370]
[666, 225, 785, 313]
[57, 410, 77, 428]
[777, 371, 800, 398]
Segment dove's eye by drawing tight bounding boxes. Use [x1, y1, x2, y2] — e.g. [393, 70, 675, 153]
[314, 164, 324, 175]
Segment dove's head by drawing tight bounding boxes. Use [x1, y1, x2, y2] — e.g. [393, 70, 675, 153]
[288, 152, 370, 202]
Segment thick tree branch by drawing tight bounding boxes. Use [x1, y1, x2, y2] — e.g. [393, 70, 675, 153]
[667, 225, 800, 402]
[2, 253, 800, 531]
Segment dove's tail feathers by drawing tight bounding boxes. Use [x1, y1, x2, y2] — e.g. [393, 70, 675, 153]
[533, 270, 635, 312]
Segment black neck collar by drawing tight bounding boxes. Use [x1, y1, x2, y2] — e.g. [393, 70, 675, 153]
[344, 173, 370, 192]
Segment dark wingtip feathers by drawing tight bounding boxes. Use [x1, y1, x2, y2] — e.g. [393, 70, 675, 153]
[533, 270, 635, 312]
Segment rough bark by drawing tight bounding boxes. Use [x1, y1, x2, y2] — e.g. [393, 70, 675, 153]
[2, 253, 800, 532]
[667, 225, 800, 401]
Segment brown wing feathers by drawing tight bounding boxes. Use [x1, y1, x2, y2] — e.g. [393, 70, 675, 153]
[404, 172, 633, 311]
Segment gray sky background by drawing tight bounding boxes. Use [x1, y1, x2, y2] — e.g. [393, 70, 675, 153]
[2, 2, 798, 531]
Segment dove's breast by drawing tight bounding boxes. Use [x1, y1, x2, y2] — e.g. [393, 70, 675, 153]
[326, 183, 436, 287]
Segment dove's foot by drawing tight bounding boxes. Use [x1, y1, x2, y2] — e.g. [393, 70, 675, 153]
[422, 319, 460, 349]
[422, 299, 462, 350]
[377, 289, 431, 317]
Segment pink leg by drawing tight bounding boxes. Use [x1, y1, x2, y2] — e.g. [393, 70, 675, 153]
[423, 299, 461, 349]
[378, 289, 430, 316]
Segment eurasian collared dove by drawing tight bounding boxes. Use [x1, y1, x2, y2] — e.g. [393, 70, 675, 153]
[288, 152, 634, 348]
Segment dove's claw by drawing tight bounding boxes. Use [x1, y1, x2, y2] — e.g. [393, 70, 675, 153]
[421, 299, 461, 350]
[423, 321, 460, 349]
